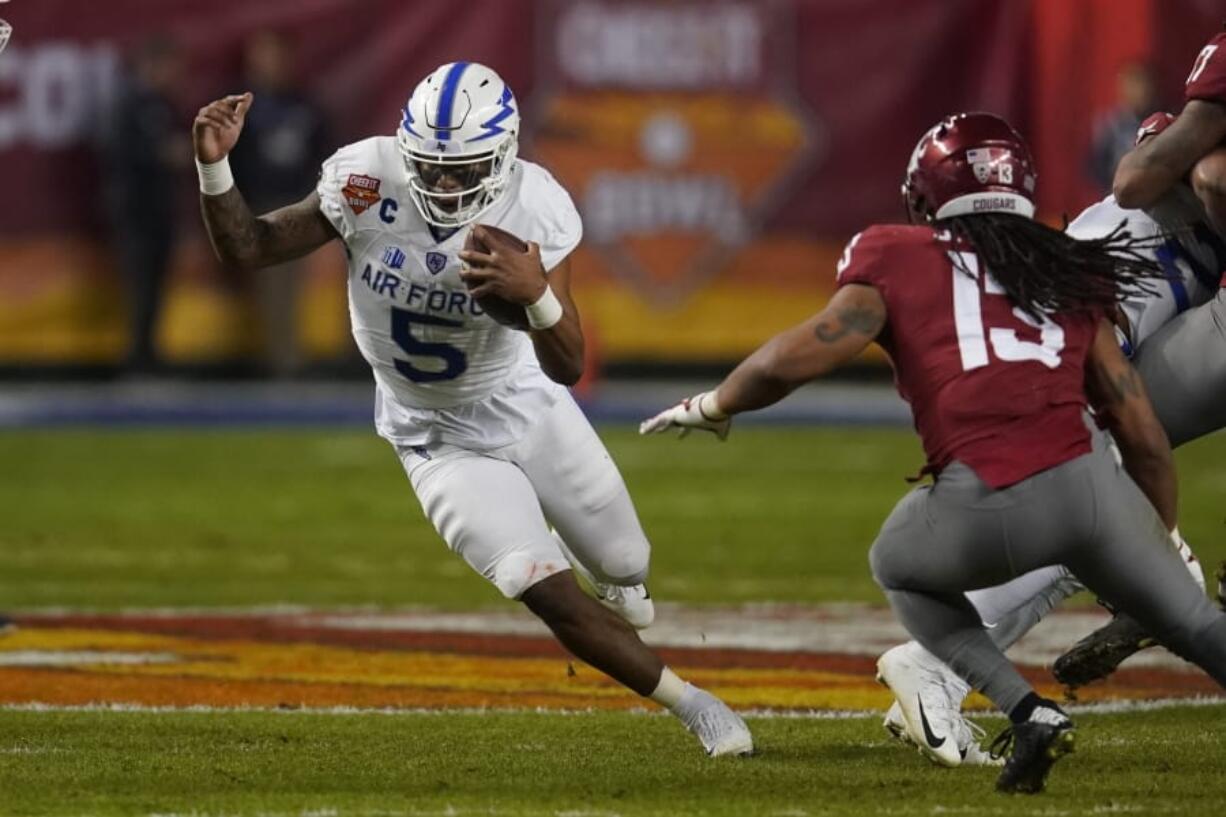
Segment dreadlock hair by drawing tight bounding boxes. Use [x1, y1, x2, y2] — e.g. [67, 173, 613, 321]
[941, 213, 1164, 321]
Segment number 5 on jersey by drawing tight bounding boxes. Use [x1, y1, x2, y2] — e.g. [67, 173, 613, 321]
[949, 251, 1065, 371]
[391, 307, 468, 382]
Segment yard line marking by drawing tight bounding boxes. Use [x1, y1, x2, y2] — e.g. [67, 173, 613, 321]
[1, 697, 1222, 718]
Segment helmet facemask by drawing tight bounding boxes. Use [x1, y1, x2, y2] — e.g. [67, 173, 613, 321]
[400, 136, 518, 228]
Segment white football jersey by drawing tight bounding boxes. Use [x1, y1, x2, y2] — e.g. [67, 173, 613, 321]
[1066, 186, 1226, 352]
[317, 137, 583, 448]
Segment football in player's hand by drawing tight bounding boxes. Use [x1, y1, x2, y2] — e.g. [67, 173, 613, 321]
[462, 224, 531, 330]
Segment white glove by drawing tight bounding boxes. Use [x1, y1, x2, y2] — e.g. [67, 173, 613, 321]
[639, 391, 732, 440]
[1171, 527, 1205, 592]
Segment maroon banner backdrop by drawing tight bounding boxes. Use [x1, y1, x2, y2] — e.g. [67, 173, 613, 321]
[0, 0, 1212, 366]
[0, 0, 1029, 238]
[0, 0, 534, 236]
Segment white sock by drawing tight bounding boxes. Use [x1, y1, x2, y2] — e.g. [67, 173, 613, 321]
[649, 667, 688, 710]
[1029, 704, 1070, 727]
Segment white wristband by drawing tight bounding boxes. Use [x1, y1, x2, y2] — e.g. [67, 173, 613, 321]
[526, 284, 564, 330]
[196, 156, 235, 196]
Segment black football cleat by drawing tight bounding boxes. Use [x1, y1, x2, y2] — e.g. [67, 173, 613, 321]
[1051, 612, 1156, 689]
[991, 717, 1076, 794]
[0, 615, 14, 634]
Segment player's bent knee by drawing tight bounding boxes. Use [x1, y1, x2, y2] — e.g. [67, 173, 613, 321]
[491, 550, 570, 599]
[868, 541, 900, 589]
[594, 540, 650, 586]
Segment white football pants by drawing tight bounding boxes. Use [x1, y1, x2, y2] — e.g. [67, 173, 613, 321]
[396, 391, 651, 599]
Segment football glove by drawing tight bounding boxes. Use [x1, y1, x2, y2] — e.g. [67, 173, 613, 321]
[639, 391, 732, 440]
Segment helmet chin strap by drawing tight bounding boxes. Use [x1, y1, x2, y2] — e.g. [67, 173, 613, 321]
[425, 196, 481, 227]
[414, 181, 498, 228]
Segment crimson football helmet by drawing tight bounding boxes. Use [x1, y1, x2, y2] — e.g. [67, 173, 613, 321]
[902, 112, 1038, 223]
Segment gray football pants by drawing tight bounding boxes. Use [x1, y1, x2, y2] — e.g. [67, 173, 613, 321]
[1133, 288, 1226, 447]
[963, 292, 1226, 654]
[869, 448, 1226, 715]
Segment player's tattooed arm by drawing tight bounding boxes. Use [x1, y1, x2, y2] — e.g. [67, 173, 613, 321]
[812, 301, 887, 343]
[201, 190, 338, 270]
[1114, 100, 1226, 208]
[194, 92, 337, 270]
[712, 284, 886, 416]
[1085, 318, 1177, 529]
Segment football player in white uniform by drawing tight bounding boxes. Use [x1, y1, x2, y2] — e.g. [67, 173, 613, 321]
[193, 61, 752, 757]
[874, 108, 1226, 768]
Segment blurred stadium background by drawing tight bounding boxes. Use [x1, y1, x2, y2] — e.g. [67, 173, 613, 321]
[1, 0, 1220, 385]
[4, 2, 1226, 814]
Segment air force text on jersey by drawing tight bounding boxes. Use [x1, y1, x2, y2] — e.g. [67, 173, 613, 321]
[358, 260, 488, 319]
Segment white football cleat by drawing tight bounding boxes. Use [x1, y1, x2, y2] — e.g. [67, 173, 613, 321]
[883, 701, 913, 746]
[676, 685, 754, 757]
[592, 582, 654, 630]
[876, 642, 968, 767]
[551, 531, 655, 629]
[957, 719, 1003, 767]
[883, 698, 1001, 767]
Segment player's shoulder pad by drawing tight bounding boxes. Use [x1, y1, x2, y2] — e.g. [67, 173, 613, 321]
[509, 160, 583, 258]
[317, 136, 397, 241]
[513, 161, 582, 230]
[322, 136, 394, 177]
[836, 223, 935, 283]
[1065, 195, 1132, 241]
[1185, 31, 1226, 103]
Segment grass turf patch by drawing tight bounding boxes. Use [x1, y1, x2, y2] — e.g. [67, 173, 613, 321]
[0, 704, 1223, 816]
[4, 426, 1226, 610]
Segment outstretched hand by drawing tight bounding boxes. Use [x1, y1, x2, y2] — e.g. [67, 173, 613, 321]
[193, 92, 254, 163]
[639, 391, 732, 440]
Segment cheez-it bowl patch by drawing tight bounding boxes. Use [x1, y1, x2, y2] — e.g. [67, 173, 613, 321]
[343, 174, 382, 214]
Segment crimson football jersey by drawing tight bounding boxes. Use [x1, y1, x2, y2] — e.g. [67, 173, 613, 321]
[836, 224, 1098, 488]
[1186, 32, 1226, 103]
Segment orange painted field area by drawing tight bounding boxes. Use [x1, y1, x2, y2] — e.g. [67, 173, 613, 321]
[0, 609, 1218, 713]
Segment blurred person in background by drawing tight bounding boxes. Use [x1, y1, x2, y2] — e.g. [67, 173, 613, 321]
[1086, 61, 1157, 195]
[227, 30, 329, 378]
[101, 36, 189, 376]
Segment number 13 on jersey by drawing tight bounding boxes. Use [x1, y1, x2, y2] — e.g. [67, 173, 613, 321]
[949, 251, 1065, 371]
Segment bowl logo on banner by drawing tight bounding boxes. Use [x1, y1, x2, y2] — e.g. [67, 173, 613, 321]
[531, 1, 819, 322]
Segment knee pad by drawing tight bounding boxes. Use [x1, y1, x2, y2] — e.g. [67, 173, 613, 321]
[491, 550, 568, 600]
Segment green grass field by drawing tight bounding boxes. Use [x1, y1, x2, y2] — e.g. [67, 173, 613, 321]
[2, 425, 1225, 816]
[5, 426, 1226, 609]
[1, 706, 1224, 816]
